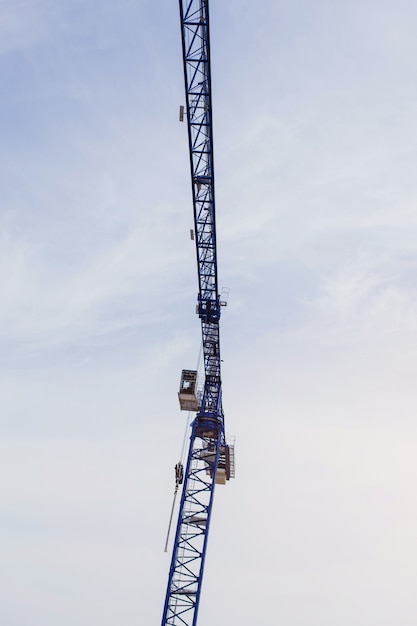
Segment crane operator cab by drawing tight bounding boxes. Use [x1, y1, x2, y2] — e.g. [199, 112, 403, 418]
[178, 369, 199, 412]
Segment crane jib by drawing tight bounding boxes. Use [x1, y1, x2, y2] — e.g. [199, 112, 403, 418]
[160, 2, 234, 626]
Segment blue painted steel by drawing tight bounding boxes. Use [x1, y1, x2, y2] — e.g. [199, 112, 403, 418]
[161, 1, 227, 625]
[161, 423, 224, 626]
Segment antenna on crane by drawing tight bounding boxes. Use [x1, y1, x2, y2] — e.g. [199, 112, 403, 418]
[161, 2, 235, 625]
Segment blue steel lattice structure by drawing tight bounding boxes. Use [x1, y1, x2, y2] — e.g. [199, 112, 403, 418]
[161, 2, 234, 626]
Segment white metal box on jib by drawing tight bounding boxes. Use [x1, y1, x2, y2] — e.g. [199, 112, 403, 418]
[178, 369, 200, 412]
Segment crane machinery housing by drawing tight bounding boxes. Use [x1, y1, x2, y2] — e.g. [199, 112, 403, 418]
[161, 2, 235, 625]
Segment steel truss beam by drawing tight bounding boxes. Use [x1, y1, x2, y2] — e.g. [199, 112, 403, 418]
[161, 2, 226, 625]
[161, 421, 224, 626]
[179, 0, 222, 417]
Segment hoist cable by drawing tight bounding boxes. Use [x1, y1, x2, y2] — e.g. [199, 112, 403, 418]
[164, 342, 204, 552]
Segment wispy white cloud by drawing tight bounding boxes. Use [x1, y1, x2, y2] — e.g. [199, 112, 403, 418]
[2, 1, 417, 625]
[312, 266, 417, 347]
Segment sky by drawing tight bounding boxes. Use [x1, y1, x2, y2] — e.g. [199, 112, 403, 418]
[1, 0, 417, 624]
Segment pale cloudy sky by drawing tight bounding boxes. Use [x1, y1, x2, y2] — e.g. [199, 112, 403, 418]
[2, 1, 417, 625]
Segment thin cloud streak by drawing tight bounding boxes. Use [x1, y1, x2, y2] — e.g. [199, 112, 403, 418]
[2, 1, 417, 625]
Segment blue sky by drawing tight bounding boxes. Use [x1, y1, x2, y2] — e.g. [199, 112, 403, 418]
[2, 1, 417, 624]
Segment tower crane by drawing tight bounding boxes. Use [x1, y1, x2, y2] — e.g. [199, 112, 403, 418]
[161, 1, 234, 625]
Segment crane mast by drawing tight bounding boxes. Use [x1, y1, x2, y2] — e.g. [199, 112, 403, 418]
[161, 2, 234, 625]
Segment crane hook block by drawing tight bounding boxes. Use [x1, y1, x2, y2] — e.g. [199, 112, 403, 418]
[175, 463, 184, 485]
[178, 369, 199, 411]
